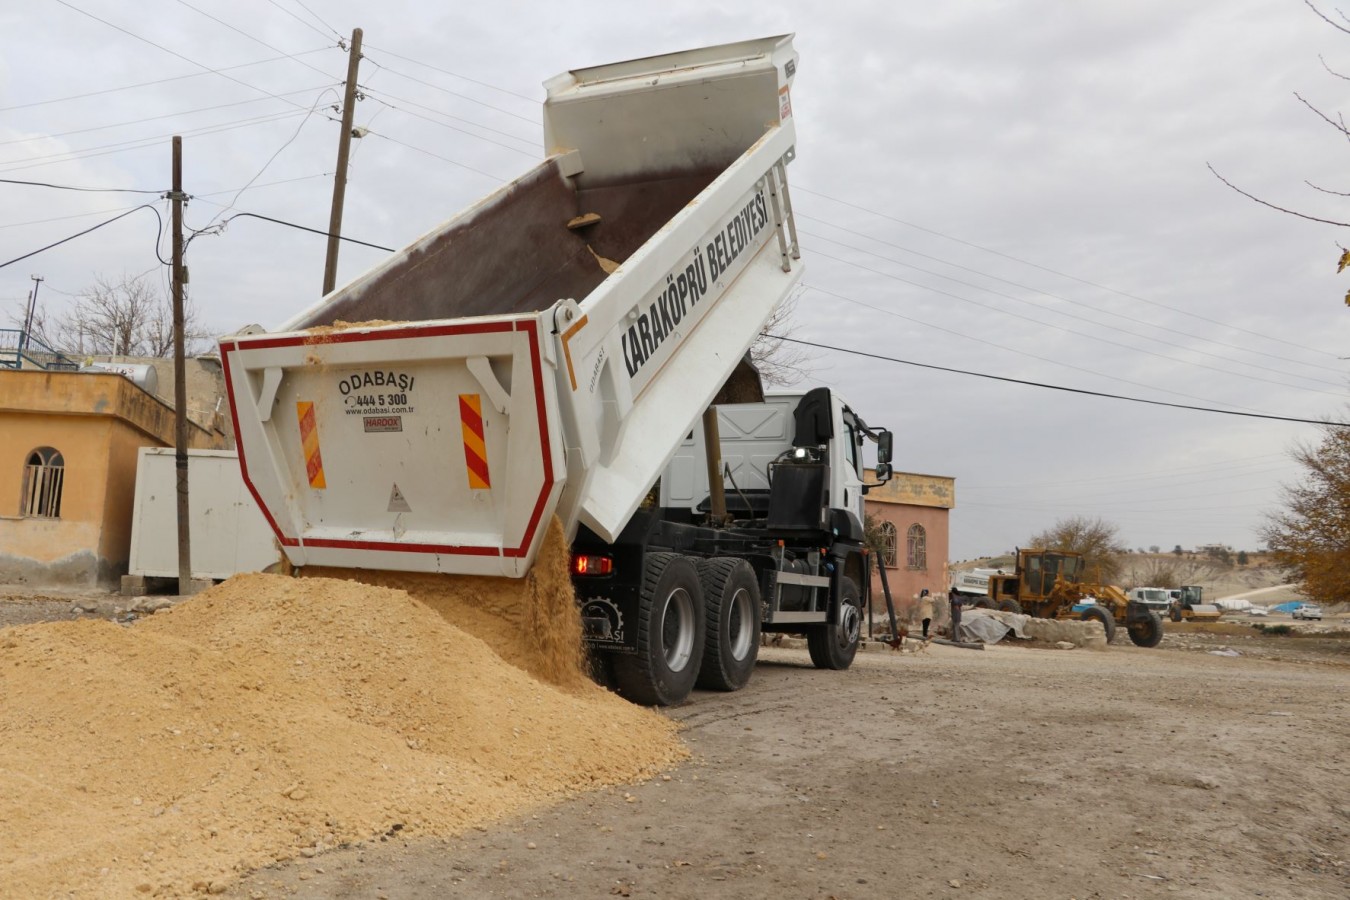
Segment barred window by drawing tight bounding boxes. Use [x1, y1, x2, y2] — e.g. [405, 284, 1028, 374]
[22, 447, 64, 518]
[879, 521, 897, 568]
[907, 523, 927, 570]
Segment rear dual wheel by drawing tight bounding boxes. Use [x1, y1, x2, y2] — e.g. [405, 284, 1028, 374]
[696, 558, 761, 692]
[612, 554, 706, 706]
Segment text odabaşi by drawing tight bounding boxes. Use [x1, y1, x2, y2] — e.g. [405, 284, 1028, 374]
[338, 369, 416, 415]
[621, 190, 771, 379]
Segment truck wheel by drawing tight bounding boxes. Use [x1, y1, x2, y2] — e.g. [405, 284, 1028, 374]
[1128, 610, 1164, 648]
[998, 599, 1023, 614]
[973, 597, 993, 610]
[612, 553, 706, 706]
[1170, 604, 1182, 623]
[1080, 606, 1117, 643]
[807, 577, 861, 671]
[695, 558, 761, 692]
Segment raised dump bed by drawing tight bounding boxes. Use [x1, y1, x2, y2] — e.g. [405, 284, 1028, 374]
[220, 36, 803, 577]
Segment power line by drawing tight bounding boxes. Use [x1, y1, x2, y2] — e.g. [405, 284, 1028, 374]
[799, 280, 1263, 414]
[173, 0, 343, 83]
[0, 109, 309, 174]
[54, 1, 333, 115]
[0, 205, 167, 270]
[0, 177, 162, 194]
[766, 333, 1348, 428]
[287, 0, 344, 41]
[201, 210, 395, 252]
[360, 90, 539, 158]
[0, 47, 334, 114]
[262, 0, 333, 41]
[362, 43, 538, 104]
[803, 232, 1349, 395]
[798, 211, 1348, 381]
[363, 129, 507, 184]
[0, 84, 337, 151]
[794, 183, 1342, 361]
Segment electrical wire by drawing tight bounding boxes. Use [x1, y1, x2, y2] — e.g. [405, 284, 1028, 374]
[362, 129, 508, 184]
[191, 88, 342, 237]
[0, 47, 335, 114]
[202, 211, 395, 252]
[794, 183, 1342, 361]
[803, 232, 1349, 395]
[764, 333, 1349, 428]
[0, 205, 167, 269]
[262, 0, 333, 41]
[798, 211, 1349, 381]
[359, 90, 539, 157]
[361, 57, 541, 126]
[799, 280, 1263, 414]
[287, 0, 344, 41]
[0, 109, 309, 174]
[0, 84, 337, 151]
[173, 0, 344, 83]
[54, 1, 334, 114]
[0, 177, 162, 194]
[362, 43, 538, 104]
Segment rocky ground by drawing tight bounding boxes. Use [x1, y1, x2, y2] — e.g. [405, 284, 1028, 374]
[3, 585, 1346, 899]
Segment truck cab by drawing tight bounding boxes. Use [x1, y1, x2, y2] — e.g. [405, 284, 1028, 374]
[1127, 587, 1171, 614]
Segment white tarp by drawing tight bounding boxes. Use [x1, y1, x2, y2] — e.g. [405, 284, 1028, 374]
[959, 609, 1033, 644]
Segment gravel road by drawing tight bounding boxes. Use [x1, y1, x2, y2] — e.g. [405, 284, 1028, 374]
[213, 632, 1349, 900]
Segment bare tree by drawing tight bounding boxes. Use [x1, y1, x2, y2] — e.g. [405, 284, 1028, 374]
[751, 288, 817, 387]
[1026, 515, 1126, 583]
[11, 273, 210, 358]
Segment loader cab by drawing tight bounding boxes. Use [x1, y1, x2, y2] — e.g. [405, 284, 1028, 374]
[1016, 549, 1084, 598]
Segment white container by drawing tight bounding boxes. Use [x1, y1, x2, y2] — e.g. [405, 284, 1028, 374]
[128, 448, 281, 580]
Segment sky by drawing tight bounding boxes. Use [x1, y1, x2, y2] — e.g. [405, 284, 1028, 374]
[4, 0, 1350, 561]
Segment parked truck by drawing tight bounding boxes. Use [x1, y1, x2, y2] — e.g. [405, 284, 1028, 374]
[218, 36, 895, 706]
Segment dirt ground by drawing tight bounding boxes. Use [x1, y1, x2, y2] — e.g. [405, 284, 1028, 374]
[3, 588, 1347, 900]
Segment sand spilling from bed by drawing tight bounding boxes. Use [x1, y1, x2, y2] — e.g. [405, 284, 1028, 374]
[0, 519, 682, 897]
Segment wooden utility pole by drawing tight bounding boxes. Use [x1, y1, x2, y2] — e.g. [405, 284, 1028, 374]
[322, 27, 363, 296]
[171, 135, 192, 595]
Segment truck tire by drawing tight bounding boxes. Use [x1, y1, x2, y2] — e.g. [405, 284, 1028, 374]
[973, 597, 993, 610]
[612, 553, 706, 706]
[1081, 606, 1117, 643]
[1127, 610, 1164, 648]
[998, 599, 1023, 614]
[1170, 604, 1182, 623]
[807, 576, 861, 671]
[695, 558, 761, 692]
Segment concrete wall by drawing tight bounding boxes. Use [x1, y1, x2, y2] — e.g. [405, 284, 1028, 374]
[0, 370, 228, 587]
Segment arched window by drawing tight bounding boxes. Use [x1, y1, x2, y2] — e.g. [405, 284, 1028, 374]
[879, 521, 898, 568]
[907, 523, 927, 570]
[22, 447, 64, 518]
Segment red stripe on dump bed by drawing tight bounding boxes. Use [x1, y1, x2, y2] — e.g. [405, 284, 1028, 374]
[222, 317, 556, 562]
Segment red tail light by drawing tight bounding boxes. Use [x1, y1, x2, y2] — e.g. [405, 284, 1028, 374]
[571, 554, 614, 576]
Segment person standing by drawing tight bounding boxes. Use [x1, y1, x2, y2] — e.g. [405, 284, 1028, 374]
[948, 587, 963, 641]
[918, 588, 934, 639]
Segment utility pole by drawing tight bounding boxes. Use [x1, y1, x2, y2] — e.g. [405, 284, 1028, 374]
[322, 27, 363, 296]
[170, 135, 192, 595]
[20, 275, 43, 355]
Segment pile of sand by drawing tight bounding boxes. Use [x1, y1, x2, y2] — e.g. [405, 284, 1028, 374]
[0, 521, 683, 896]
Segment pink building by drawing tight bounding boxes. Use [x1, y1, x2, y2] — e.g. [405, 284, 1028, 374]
[864, 469, 954, 623]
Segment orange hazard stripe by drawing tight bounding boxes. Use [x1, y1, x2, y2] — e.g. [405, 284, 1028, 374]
[297, 400, 326, 489]
[459, 393, 491, 489]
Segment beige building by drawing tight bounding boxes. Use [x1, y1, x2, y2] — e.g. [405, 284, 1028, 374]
[0, 366, 229, 587]
[864, 469, 954, 620]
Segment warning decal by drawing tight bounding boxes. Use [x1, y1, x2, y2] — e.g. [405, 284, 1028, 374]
[296, 400, 326, 489]
[459, 393, 491, 490]
[388, 483, 411, 513]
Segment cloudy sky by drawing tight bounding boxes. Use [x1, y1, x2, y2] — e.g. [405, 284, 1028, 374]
[5, 0, 1350, 561]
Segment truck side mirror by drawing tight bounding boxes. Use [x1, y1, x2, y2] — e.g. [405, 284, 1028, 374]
[874, 462, 892, 483]
[876, 430, 893, 465]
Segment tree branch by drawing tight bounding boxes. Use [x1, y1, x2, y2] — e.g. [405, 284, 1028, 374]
[1207, 163, 1350, 227]
[1304, 0, 1350, 36]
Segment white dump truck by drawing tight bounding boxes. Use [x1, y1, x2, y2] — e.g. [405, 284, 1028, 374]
[219, 35, 894, 705]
